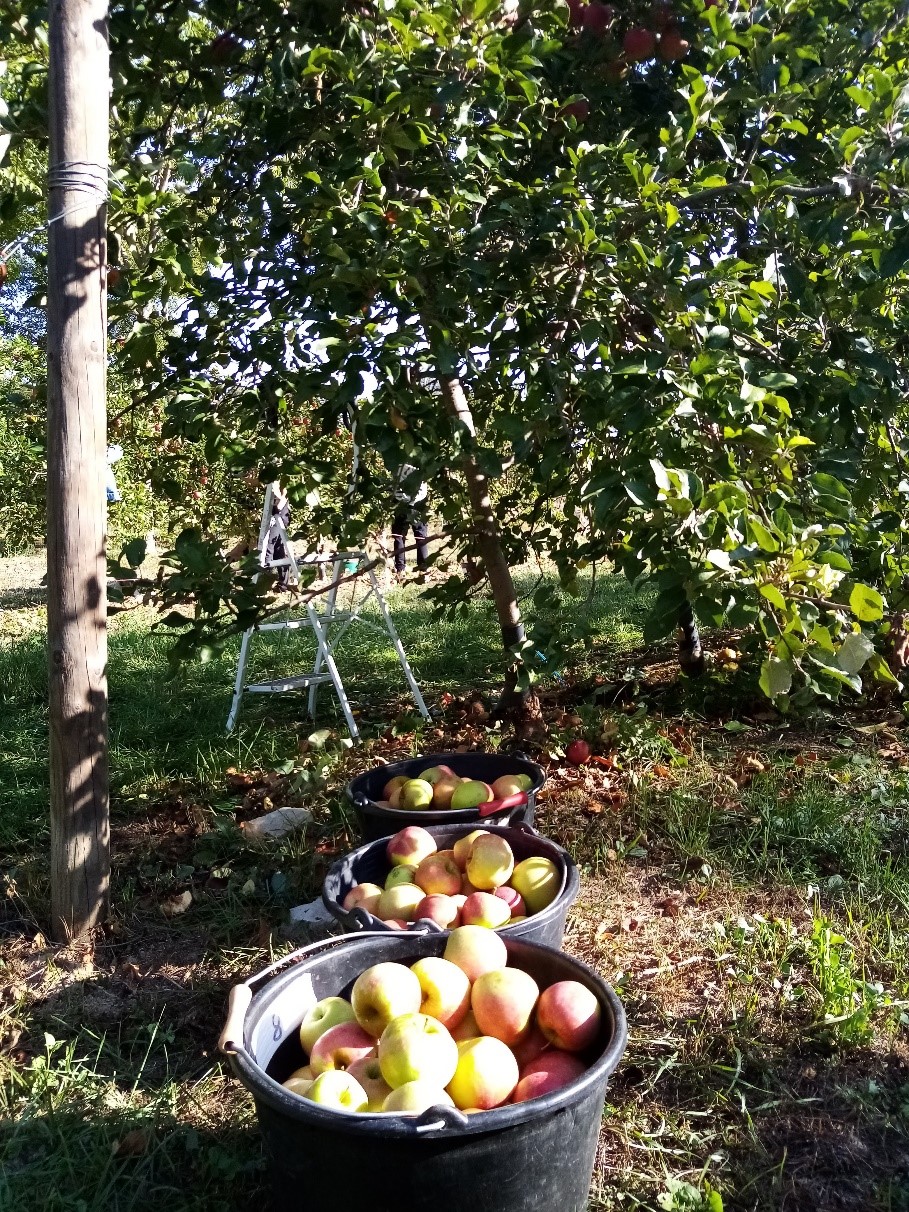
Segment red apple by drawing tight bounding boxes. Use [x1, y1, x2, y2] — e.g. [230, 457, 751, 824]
[414, 893, 462, 930]
[582, 1, 614, 35]
[513, 1050, 586, 1102]
[414, 852, 462, 896]
[566, 739, 591, 766]
[461, 891, 511, 930]
[308, 1022, 377, 1075]
[471, 968, 540, 1046]
[536, 981, 601, 1052]
[560, 99, 590, 123]
[386, 825, 437, 868]
[449, 1006, 482, 1042]
[658, 26, 689, 60]
[493, 885, 526, 916]
[511, 1024, 549, 1070]
[649, 0, 672, 30]
[443, 924, 508, 982]
[566, 0, 586, 27]
[346, 1055, 393, 1111]
[623, 27, 657, 61]
[420, 764, 457, 785]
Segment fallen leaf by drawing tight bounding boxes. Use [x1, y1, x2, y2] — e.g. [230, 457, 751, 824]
[159, 890, 192, 917]
[656, 892, 685, 918]
[651, 764, 672, 779]
[742, 755, 765, 773]
[621, 916, 641, 932]
[112, 1129, 151, 1157]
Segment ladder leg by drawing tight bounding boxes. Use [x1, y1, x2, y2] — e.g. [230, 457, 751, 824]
[308, 559, 341, 717]
[226, 628, 254, 733]
[367, 568, 431, 719]
[308, 606, 360, 741]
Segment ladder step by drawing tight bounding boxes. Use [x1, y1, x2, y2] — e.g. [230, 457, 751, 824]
[245, 674, 333, 693]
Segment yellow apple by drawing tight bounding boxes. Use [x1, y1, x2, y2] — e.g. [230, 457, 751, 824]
[342, 882, 384, 914]
[378, 1013, 459, 1090]
[351, 962, 422, 1038]
[446, 1036, 519, 1110]
[377, 884, 426, 922]
[385, 864, 417, 891]
[466, 834, 515, 890]
[452, 829, 489, 870]
[305, 1070, 369, 1112]
[382, 1080, 455, 1115]
[443, 925, 508, 982]
[510, 856, 561, 914]
[400, 779, 435, 809]
[410, 956, 471, 1029]
[299, 996, 357, 1055]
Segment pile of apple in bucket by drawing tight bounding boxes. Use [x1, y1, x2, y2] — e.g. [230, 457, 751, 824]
[219, 753, 626, 1212]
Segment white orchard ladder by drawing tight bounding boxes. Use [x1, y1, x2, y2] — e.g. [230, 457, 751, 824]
[226, 484, 430, 738]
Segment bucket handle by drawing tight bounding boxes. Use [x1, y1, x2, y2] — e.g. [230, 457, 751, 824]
[218, 931, 400, 1056]
[411, 1104, 470, 1133]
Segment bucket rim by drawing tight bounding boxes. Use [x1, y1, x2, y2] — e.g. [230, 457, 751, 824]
[223, 932, 627, 1139]
[320, 821, 580, 935]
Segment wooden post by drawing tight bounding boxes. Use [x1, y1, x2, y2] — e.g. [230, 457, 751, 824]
[47, 0, 110, 940]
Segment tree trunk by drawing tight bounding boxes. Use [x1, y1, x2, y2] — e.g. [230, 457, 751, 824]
[432, 366, 527, 712]
[47, 0, 111, 940]
[677, 601, 705, 677]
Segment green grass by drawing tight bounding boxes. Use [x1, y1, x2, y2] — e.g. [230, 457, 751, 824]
[3, 563, 909, 1212]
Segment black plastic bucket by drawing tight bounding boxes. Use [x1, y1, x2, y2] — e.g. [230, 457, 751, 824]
[219, 932, 627, 1212]
[347, 751, 546, 842]
[321, 822, 580, 949]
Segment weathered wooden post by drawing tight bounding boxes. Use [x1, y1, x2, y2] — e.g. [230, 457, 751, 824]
[46, 0, 110, 940]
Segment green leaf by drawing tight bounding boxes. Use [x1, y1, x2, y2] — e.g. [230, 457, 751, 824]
[849, 583, 884, 622]
[760, 657, 793, 700]
[880, 232, 909, 278]
[760, 583, 786, 610]
[837, 632, 875, 675]
[748, 517, 779, 552]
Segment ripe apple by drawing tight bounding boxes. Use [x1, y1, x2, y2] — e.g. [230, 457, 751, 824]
[460, 891, 511, 930]
[346, 1055, 393, 1111]
[466, 834, 514, 890]
[513, 774, 533, 791]
[623, 26, 657, 61]
[420, 764, 456, 785]
[566, 0, 586, 28]
[582, 1, 615, 35]
[386, 826, 437, 867]
[304, 1070, 369, 1113]
[510, 856, 561, 914]
[378, 1013, 459, 1090]
[513, 1050, 586, 1103]
[342, 882, 384, 915]
[414, 894, 462, 930]
[309, 1022, 377, 1075]
[450, 780, 494, 810]
[491, 775, 527, 799]
[377, 883, 426, 923]
[511, 1024, 549, 1070]
[453, 829, 489, 870]
[649, 0, 672, 29]
[443, 924, 508, 981]
[449, 1007, 482, 1042]
[400, 778, 434, 810]
[494, 885, 526, 916]
[351, 962, 422, 1038]
[446, 1036, 519, 1110]
[382, 774, 409, 801]
[411, 956, 471, 1029]
[382, 1080, 455, 1115]
[414, 852, 462, 896]
[461, 874, 483, 895]
[537, 981, 602, 1052]
[385, 864, 417, 891]
[658, 25, 689, 60]
[450, 893, 467, 912]
[432, 775, 461, 808]
[299, 996, 357, 1054]
[471, 968, 540, 1046]
[565, 739, 591, 766]
[385, 918, 408, 929]
[388, 785, 404, 809]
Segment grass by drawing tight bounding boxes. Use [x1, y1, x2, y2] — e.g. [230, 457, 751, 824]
[2, 554, 909, 1211]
